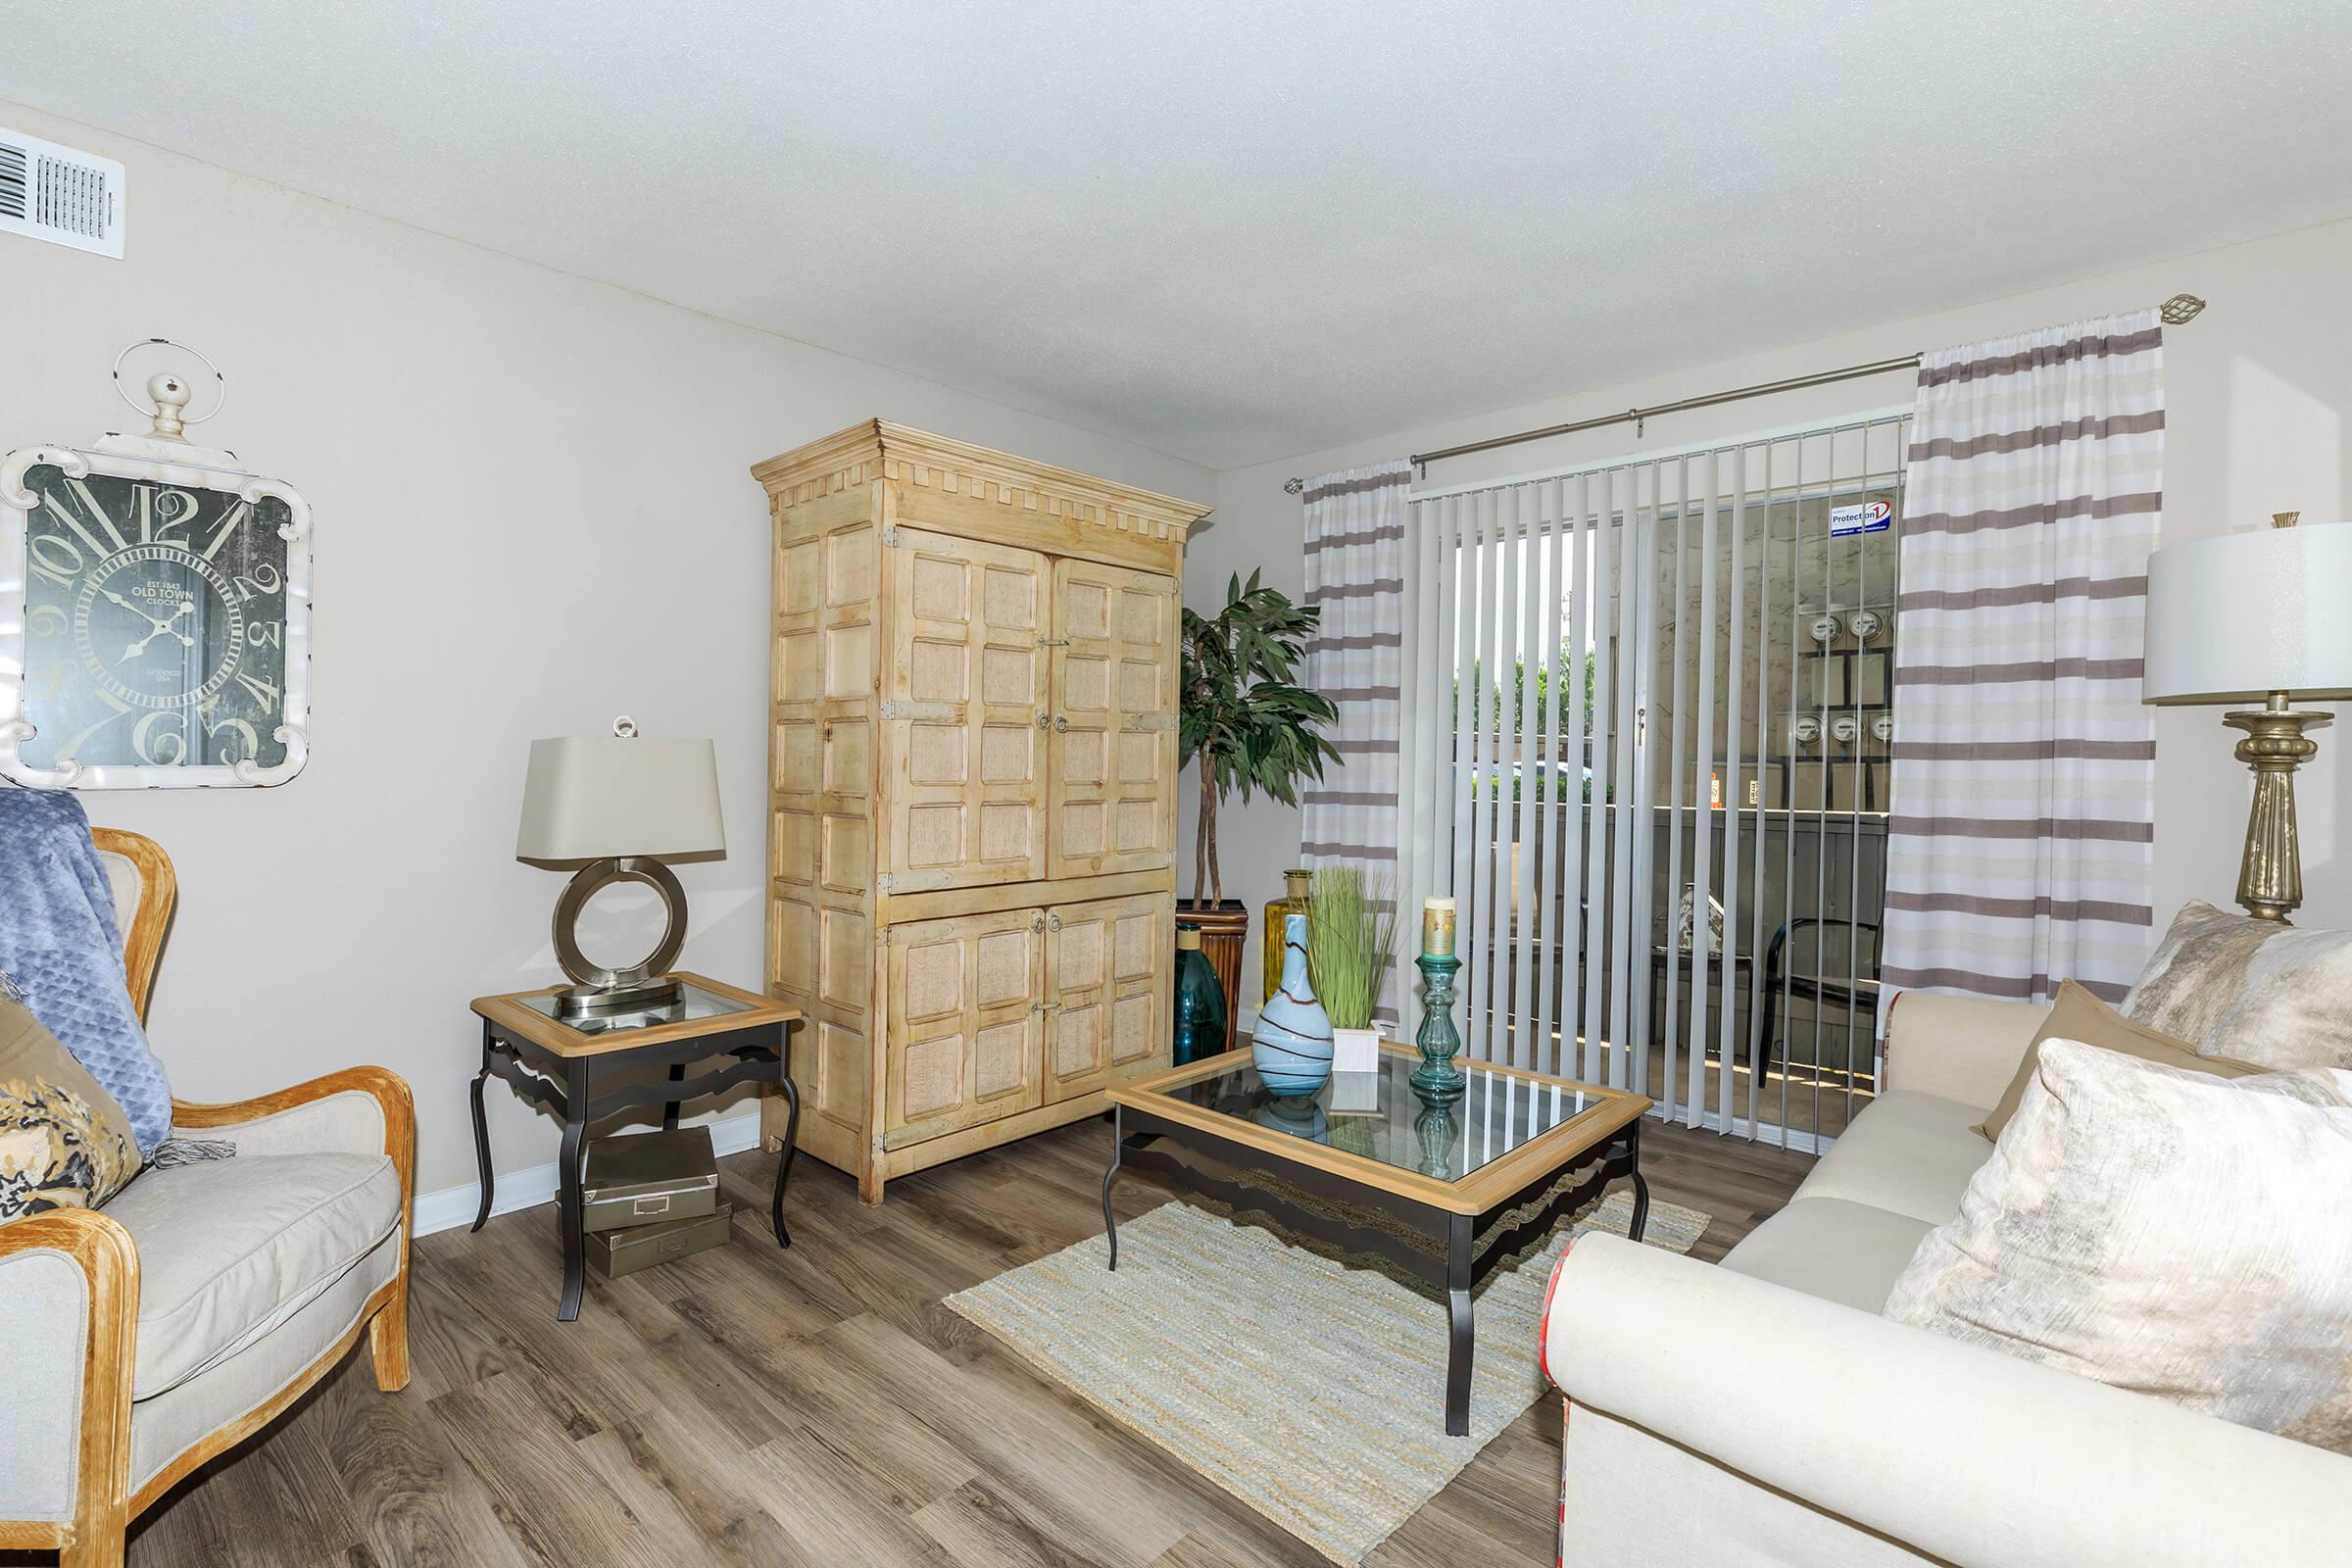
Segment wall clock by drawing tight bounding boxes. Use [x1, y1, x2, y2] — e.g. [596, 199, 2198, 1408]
[1, 341, 312, 789]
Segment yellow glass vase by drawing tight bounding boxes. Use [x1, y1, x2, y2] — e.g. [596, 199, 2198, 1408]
[1262, 868, 1312, 1004]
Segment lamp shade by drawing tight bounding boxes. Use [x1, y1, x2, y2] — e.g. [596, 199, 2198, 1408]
[2143, 521, 2352, 704]
[515, 734, 724, 863]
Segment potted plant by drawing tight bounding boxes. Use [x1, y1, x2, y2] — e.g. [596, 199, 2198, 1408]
[1306, 864, 1399, 1075]
[1178, 570, 1340, 1038]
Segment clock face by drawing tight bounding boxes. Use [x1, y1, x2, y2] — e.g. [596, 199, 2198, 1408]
[17, 463, 293, 775]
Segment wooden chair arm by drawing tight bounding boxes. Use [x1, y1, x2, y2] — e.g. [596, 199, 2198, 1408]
[0, 1207, 138, 1554]
[172, 1065, 416, 1226]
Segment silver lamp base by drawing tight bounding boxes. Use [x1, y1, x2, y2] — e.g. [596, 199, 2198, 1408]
[550, 857, 689, 1018]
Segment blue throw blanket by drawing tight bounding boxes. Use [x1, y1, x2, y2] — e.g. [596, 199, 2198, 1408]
[0, 791, 174, 1153]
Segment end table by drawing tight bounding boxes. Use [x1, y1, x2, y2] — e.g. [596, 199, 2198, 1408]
[467, 971, 802, 1320]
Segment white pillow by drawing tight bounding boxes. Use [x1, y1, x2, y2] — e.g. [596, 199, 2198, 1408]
[1884, 1038, 2352, 1454]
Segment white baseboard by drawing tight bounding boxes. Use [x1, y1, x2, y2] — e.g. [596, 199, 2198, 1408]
[412, 1107, 768, 1238]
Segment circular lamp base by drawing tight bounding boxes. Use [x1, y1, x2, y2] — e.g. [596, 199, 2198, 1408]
[551, 857, 688, 1018]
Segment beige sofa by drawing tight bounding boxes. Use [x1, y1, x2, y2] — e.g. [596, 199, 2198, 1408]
[1543, 991, 2352, 1568]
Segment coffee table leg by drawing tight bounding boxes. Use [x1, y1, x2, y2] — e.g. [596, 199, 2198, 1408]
[1102, 1105, 1123, 1271]
[1627, 1123, 1650, 1244]
[1445, 1211, 1474, 1437]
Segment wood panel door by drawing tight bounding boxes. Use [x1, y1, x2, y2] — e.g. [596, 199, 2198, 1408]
[1041, 892, 1172, 1105]
[883, 528, 1051, 893]
[883, 906, 1046, 1148]
[1047, 560, 1179, 879]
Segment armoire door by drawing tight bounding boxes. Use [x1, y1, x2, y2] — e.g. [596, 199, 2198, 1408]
[883, 906, 1046, 1147]
[883, 528, 1051, 893]
[1047, 560, 1179, 879]
[1041, 892, 1173, 1104]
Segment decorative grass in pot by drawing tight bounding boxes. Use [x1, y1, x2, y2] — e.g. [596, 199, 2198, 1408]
[1307, 865, 1399, 1077]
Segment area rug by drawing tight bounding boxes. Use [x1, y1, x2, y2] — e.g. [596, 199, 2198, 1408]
[946, 1187, 1710, 1565]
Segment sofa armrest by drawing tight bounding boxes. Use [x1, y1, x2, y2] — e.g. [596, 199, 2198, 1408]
[1882, 991, 2047, 1110]
[0, 1208, 137, 1543]
[1544, 1236, 2352, 1568]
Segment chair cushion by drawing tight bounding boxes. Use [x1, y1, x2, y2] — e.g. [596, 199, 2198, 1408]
[103, 1152, 400, 1399]
[1790, 1091, 1993, 1226]
[1721, 1197, 1936, 1315]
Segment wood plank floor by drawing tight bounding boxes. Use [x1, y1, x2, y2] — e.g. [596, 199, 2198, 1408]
[85, 1117, 1813, 1568]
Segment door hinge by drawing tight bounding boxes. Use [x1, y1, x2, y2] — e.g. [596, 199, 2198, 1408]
[880, 526, 906, 548]
[876, 872, 895, 894]
[1124, 712, 1176, 733]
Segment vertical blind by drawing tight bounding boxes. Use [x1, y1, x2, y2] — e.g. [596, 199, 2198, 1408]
[1400, 416, 1910, 1147]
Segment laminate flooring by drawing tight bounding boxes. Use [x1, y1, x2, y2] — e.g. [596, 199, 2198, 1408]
[72, 1115, 1813, 1567]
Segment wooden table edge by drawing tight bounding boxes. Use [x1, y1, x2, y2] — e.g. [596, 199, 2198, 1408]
[469, 971, 802, 1058]
[1109, 1044, 1652, 1216]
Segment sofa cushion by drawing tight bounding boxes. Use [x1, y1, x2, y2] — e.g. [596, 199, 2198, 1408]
[1975, 979, 2262, 1141]
[2125, 900, 2352, 1070]
[1790, 1091, 1992, 1226]
[1721, 1197, 1935, 1314]
[1886, 1041, 2352, 1454]
[103, 1151, 401, 1399]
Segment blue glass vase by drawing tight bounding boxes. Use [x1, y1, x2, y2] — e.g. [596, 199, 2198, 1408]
[1252, 913, 1333, 1097]
[1172, 923, 1228, 1067]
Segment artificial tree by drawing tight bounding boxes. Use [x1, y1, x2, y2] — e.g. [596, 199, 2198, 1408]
[1179, 569, 1340, 908]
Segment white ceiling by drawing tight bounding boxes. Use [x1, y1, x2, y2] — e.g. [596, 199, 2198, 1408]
[7, 2, 2352, 468]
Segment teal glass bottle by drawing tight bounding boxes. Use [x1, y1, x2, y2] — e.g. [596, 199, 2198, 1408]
[1172, 923, 1229, 1066]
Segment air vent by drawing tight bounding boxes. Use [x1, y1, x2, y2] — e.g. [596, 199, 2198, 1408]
[0, 127, 123, 259]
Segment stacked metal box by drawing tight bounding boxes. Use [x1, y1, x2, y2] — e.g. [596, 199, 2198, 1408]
[577, 1127, 730, 1278]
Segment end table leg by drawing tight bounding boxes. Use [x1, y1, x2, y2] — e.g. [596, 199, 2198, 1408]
[771, 1054, 800, 1250]
[468, 1035, 495, 1233]
[557, 1067, 589, 1322]
[1445, 1212, 1474, 1438]
[1102, 1107, 1123, 1271]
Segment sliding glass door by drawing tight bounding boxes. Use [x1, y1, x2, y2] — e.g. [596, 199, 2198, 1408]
[1404, 416, 1908, 1151]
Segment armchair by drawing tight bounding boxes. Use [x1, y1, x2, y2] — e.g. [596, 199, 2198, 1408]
[0, 829, 414, 1568]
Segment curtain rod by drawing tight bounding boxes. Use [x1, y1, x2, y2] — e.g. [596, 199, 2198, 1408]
[1282, 292, 2207, 494]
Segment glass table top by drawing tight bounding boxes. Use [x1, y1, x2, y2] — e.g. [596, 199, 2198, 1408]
[1156, 1052, 1607, 1184]
[516, 980, 754, 1037]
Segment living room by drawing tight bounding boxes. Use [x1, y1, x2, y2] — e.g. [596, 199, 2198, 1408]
[1, 6, 2348, 1566]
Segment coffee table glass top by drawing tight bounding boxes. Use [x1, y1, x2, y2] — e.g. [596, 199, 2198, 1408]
[515, 980, 754, 1037]
[1156, 1052, 1607, 1184]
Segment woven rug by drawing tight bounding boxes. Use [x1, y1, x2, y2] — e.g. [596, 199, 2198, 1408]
[946, 1187, 1710, 1565]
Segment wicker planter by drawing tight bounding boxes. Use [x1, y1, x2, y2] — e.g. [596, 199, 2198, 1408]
[1174, 898, 1249, 1054]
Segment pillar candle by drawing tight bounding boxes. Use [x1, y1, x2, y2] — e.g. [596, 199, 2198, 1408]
[1423, 896, 1456, 957]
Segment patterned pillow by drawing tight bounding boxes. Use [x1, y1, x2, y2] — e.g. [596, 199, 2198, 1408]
[2124, 900, 2352, 1070]
[0, 996, 140, 1221]
[1886, 1040, 2352, 1453]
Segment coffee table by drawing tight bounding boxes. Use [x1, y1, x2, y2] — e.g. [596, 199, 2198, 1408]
[1102, 1045, 1651, 1436]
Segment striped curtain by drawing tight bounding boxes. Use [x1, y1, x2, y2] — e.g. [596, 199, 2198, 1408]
[1882, 311, 2163, 1005]
[1301, 460, 1411, 1023]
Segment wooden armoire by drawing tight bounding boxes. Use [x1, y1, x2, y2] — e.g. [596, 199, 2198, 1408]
[752, 420, 1205, 1202]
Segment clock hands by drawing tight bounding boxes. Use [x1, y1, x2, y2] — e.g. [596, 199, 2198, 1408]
[113, 598, 197, 664]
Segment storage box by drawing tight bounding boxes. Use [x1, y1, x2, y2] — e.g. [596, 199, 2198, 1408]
[584, 1203, 733, 1278]
[581, 1127, 718, 1233]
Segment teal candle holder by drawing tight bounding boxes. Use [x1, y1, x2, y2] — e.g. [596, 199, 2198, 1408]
[1411, 951, 1466, 1105]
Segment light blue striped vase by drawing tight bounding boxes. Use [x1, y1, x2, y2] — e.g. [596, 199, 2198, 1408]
[1252, 913, 1333, 1098]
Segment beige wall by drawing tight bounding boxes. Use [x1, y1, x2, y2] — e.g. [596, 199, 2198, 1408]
[1190, 216, 2352, 1024]
[0, 102, 1213, 1198]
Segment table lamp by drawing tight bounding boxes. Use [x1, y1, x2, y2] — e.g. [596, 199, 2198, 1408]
[2144, 515, 2352, 923]
[516, 716, 724, 1015]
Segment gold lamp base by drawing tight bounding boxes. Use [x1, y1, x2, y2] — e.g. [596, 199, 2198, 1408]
[2222, 691, 2330, 924]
